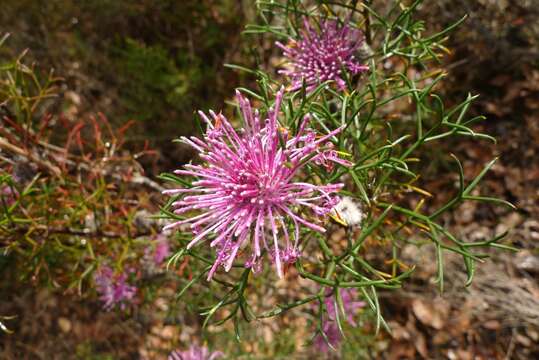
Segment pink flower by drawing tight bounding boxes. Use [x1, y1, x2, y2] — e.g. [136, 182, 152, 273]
[163, 88, 350, 280]
[149, 235, 171, 266]
[276, 19, 368, 92]
[168, 345, 223, 360]
[1, 185, 18, 206]
[314, 288, 365, 352]
[94, 265, 137, 311]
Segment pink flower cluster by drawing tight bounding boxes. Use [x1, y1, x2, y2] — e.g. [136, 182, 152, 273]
[168, 345, 223, 360]
[277, 19, 368, 92]
[94, 265, 137, 311]
[314, 288, 365, 352]
[163, 87, 351, 280]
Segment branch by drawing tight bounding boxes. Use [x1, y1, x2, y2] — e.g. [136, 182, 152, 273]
[0, 136, 61, 177]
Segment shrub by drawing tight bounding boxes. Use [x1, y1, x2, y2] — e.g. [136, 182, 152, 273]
[160, 0, 515, 354]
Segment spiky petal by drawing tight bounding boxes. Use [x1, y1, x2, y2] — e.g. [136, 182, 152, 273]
[163, 87, 351, 280]
[94, 265, 137, 311]
[276, 19, 368, 92]
[314, 288, 365, 352]
[168, 345, 223, 360]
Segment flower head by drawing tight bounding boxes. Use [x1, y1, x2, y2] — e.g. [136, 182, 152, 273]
[147, 234, 171, 266]
[276, 19, 368, 92]
[163, 88, 350, 280]
[168, 345, 223, 360]
[314, 288, 365, 352]
[330, 196, 364, 227]
[94, 265, 137, 311]
[0, 185, 18, 206]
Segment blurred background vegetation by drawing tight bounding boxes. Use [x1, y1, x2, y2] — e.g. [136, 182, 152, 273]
[0, 0, 256, 171]
[1, 0, 538, 359]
